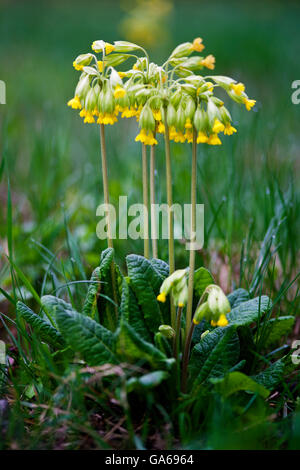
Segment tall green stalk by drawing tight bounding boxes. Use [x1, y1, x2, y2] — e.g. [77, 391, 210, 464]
[150, 143, 158, 259]
[99, 123, 118, 323]
[163, 107, 176, 329]
[185, 129, 198, 340]
[99, 123, 113, 249]
[142, 143, 150, 259]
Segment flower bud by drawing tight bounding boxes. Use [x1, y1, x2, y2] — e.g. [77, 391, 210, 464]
[193, 301, 211, 324]
[207, 99, 221, 127]
[157, 269, 188, 306]
[206, 285, 231, 319]
[113, 41, 141, 52]
[75, 75, 91, 99]
[166, 103, 176, 127]
[73, 53, 93, 70]
[175, 103, 186, 131]
[139, 105, 155, 131]
[193, 107, 208, 132]
[158, 325, 175, 339]
[170, 90, 182, 107]
[185, 97, 196, 120]
[102, 87, 115, 114]
[85, 87, 97, 112]
[169, 42, 193, 59]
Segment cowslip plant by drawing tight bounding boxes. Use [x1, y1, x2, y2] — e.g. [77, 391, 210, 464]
[65, 37, 261, 394]
[16, 248, 296, 414]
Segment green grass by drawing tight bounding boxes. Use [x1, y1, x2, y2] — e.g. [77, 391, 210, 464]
[0, 0, 299, 450]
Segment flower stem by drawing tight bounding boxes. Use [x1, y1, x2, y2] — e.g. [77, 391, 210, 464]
[173, 305, 183, 358]
[99, 123, 113, 249]
[142, 144, 150, 259]
[163, 107, 176, 329]
[150, 143, 158, 259]
[99, 123, 118, 325]
[185, 129, 198, 341]
[181, 321, 195, 393]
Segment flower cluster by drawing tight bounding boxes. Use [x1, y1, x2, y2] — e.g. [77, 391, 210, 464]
[67, 38, 256, 146]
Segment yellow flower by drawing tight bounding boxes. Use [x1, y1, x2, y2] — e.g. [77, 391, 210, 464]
[206, 81, 214, 92]
[224, 123, 237, 135]
[114, 85, 126, 99]
[157, 121, 165, 134]
[73, 61, 83, 71]
[243, 98, 256, 111]
[197, 131, 208, 143]
[97, 113, 118, 125]
[79, 109, 87, 118]
[173, 131, 186, 143]
[67, 95, 82, 110]
[185, 118, 193, 129]
[152, 109, 162, 121]
[184, 129, 193, 143]
[157, 292, 166, 303]
[135, 129, 158, 146]
[217, 314, 229, 327]
[97, 61, 104, 72]
[121, 107, 137, 118]
[83, 112, 95, 124]
[105, 42, 115, 55]
[212, 119, 225, 134]
[231, 82, 245, 96]
[201, 55, 215, 70]
[118, 71, 127, 78]
[191, 37, 205, 52]
[133, 63, 140, 71]
[207, 133, 222, 145]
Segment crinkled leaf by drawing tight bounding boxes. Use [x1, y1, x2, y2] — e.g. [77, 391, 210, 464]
[264, 316, 295, 348]
[211, 371, 270, 398]
[82, 267, 101, 319]
[150, 258, 169, 280]
[42, 295, 117, 365]
[189, 326, 239, 388]
[193, 267, 214, 298]
[126, 255, 163, 332]
[252, 359, 286, 390]
[116, 320, 172, 369]
[228, 296, 271, 326]
[120, 277, 151, 342]
[227, 288, 250, 308]
[97, 248, 119, 330]
[17, 301, 65, 350]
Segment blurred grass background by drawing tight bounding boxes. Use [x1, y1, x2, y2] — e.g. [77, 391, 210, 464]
[0, 0, 299, 295]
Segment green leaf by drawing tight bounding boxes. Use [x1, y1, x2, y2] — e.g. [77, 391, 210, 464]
[116, 320, 171, 369]
[17, 301, 65, 349]
[227, 296, 271, 326]
[98, 248, 119, 330]
[126, 255, 163, 332]
[263, 316, 295, 347]
[120, 278, 151, 342]
[126, 371, 169, 393]
[211, 371, 270, 398]
[227, 288, 250, 308]
[252, 359, 286, 390]
[189, 326, 240, 387]
[82, 267, 101, 319]
[42, 295, 117, 365]
[193, 267, 214, 298]
[150, 258, 169, 280]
